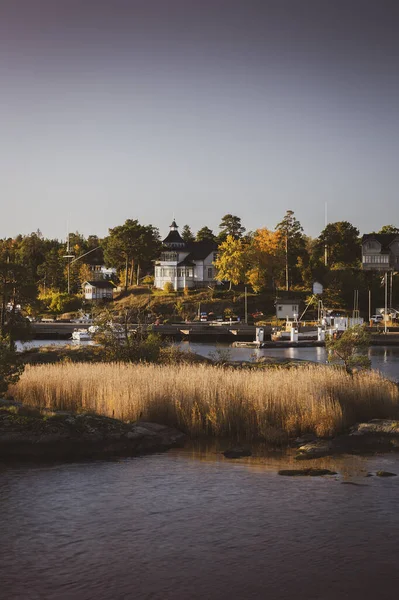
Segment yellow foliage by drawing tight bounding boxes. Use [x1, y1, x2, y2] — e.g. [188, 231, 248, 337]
[214, 235, 248, 289]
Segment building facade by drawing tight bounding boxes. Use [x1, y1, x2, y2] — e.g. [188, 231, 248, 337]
[154, 221, 218, 290]
[275, 298, 301, 320]
[82, 280, 115, 301]
[361, 234, 399, 271]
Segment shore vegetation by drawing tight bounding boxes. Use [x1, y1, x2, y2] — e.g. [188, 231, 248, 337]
[8, 362, 399, 442]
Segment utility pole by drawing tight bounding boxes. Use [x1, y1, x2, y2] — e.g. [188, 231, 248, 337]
[285, 230, 289, 291]
[324, 202, 328, 266]
[384, 272, 388, 334]
[244, 286, 248, 324]
[390, 271, 393, 311]
[368, 288, 371, 323]
[63, 233, 74, 295]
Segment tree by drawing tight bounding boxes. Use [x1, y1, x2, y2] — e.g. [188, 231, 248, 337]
[378, 225, 399, 235]
[326, 325, 371, 375]
[246, 229, 284, 292]
[103, 220, 161, 291]
[196, 226, 216, 243]
[214, 235, 248, 290]
[316, 221, 360, 268]
[275, 210, 306, 290]
[0, 335, 24, 394]
[37, 245, 66, 292]
[181, 225, 195, 243]
[92, 308, 163, 363]
[218, 214, 245, 242]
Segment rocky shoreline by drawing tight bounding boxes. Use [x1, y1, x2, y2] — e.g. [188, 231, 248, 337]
[294, 419, 399, 460]
[0, 402, 185, 460]
[3, 397, 399, 465]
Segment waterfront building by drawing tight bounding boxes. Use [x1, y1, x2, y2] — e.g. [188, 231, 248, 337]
[361, 233, 399, 271]
[154, 221, 218, 290]
[82, 280, 116, 301]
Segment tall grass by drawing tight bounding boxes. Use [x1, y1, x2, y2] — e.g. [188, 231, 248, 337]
[9, 363, 399, 442]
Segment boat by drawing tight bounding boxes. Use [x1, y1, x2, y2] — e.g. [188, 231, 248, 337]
[71, 329, 91, 341]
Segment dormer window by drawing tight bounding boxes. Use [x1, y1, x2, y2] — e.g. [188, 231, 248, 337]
[365, 241, 379, 251]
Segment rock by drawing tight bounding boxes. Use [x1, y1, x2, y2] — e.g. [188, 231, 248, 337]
[341, 481, 368, 486]
[351, 420, 399, 436]
[293, 433, 317, 447]
[0, 404, 186, 460]
[223, 447, 252, 459]
[278, 468, 337, 476]
[295, 440, 333, 459]
[376, 471, 397, 477]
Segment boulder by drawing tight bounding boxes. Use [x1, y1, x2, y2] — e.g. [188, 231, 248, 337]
[376, 471, 397, 477]
[223, 447, 252, 459]
[278, 468, 337, 476]
[295, 440, 333, 459]
[0, 405, 186, 460]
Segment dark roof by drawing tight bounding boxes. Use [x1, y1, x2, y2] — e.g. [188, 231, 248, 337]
[177, 255, 196, 267]
[362, 234, 399, 252]
[184, 241, 218, 260]
[170, 219, 178, 228]
[83, 280, 115, 288]
[162, 229, 185, 245]
[275, 298, 301, 304]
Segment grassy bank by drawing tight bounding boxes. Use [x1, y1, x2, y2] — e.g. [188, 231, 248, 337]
[8, 363, 399, 442]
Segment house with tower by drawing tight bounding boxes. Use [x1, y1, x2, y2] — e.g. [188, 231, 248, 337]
[154, 220, 218, 290]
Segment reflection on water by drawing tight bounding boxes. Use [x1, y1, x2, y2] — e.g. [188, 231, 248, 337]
[2, 448, 399, 600]
[16, 339, 399, 380]
[183, 342, 399, 381]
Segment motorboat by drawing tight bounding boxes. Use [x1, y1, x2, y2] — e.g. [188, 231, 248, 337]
[71, 329, 91, 341]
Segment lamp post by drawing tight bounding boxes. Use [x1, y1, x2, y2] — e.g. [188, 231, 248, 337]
[63, 242, 101, 294]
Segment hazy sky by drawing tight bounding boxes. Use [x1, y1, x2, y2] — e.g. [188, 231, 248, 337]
[1, 0, 399, 241]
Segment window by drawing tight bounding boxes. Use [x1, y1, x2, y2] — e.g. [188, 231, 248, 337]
[278, 306, 282, 312]
[161, 252, 178, 261]
[363, 255, 389, 263]
[365, 241, 380, 251]
[213, 253, 218, 262]
[208, 267, 213, 278]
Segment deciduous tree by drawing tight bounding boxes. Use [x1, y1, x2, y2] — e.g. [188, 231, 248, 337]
[316, 221, 360, 268]
[326, 325, 371, 375]
[214, 235, 248, 290]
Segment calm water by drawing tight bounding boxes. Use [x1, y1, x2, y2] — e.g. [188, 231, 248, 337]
[2, 448, 399, 600]
[17, 340, 399, 381]
[183, 342, 399, 381]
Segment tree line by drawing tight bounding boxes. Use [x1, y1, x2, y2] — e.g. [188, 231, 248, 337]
[0, 214, 398, 321]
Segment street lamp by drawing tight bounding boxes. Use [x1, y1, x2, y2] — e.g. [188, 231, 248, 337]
[63, 240, 101, 295]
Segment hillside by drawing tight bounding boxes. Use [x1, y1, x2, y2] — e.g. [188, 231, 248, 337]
[109, 286, 278, 323]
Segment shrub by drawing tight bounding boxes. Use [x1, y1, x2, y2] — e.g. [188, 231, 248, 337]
[0, 336, 24, 395]
[163, 282, 174, 293]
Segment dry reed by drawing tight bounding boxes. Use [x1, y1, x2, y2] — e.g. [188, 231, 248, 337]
[9, 363, 399, 442]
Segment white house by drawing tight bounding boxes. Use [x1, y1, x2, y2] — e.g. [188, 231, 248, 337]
[82, 280, 115, 301]
[361, 234, 399, 272]
[154, 221, 218, 290]
[88, 264, 118, 280]
[275, 298, 301, 320]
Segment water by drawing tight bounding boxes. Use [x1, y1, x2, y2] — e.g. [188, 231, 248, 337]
[17, 340, 399, 380]
[2, 448, 399, 600]
[183, 342, 399, 381]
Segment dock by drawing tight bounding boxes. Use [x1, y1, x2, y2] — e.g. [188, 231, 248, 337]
[29, 323, 399, 346]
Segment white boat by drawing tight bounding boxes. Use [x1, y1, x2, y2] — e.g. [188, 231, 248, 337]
[71, 329, 91, 341]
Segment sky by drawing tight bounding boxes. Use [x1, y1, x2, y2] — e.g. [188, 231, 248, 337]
[1, 0, 399, 241]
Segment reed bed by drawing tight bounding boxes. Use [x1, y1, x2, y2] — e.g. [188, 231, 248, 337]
[9, 363, 399, 442]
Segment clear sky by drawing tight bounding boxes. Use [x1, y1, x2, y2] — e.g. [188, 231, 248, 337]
[1, 0, 399, 241]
